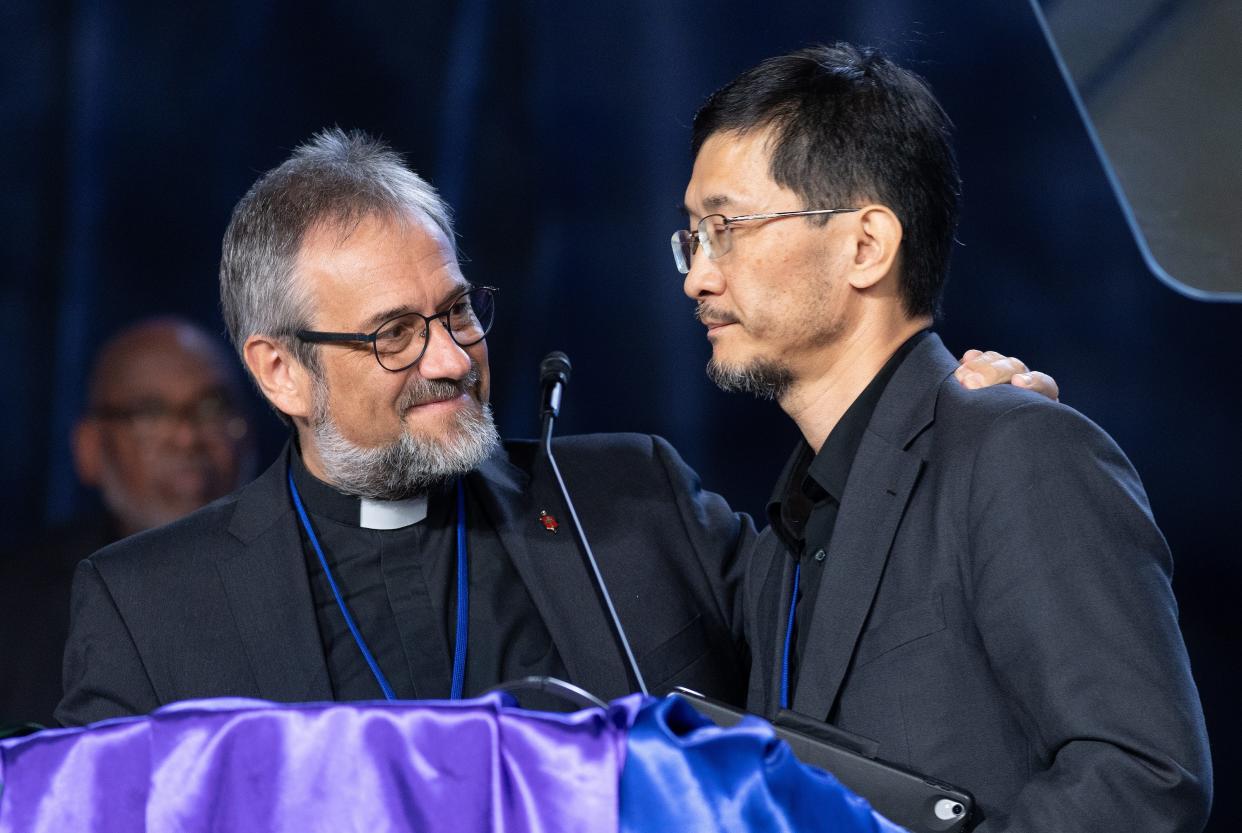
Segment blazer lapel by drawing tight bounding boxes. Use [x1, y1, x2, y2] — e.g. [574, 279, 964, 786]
[470, 449, 634, 701]
[789, 435, 924, 718]
[216, 448, 333, 703]
[790, 335, 955, 719]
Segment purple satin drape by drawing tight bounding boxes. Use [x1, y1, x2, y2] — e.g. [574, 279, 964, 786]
[0, 695, 639, 833]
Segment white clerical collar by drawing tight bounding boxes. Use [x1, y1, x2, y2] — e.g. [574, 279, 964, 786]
[358, 495, 429, 530]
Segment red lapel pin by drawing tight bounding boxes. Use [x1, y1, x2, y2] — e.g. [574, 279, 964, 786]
[539, 511, 560, 533]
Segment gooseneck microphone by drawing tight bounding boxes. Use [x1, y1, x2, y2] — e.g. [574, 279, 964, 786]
[538, 351, 649, 696]
[539, 351, 571, 420]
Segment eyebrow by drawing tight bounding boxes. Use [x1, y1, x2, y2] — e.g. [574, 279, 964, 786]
[682, 193, 735, 219]
[359, 281, 474, 331]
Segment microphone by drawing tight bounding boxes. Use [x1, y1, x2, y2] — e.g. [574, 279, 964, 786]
[537, 352, 649, 696]
[539, 351, 571, 420]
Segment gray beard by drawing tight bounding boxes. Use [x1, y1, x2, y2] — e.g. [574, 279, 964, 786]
[706, 356, 794, 401]
[310, 367, 501, 500]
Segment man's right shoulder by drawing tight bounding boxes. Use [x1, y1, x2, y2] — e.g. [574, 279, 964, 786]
[89, 448, 293, 573]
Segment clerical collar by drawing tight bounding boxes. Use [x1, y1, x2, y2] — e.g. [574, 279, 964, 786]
[289, 443, 428, 530]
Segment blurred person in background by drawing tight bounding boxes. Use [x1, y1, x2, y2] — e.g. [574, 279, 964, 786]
[1, 317, 253, 729]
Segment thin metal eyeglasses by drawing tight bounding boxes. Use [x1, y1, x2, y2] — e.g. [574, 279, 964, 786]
[670, 208, 860, 274]
[295, 285, 498, 372]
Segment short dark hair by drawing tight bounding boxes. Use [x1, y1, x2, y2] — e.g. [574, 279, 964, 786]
[691, 43, 960, 318]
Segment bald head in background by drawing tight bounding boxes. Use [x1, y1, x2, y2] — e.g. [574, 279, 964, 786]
[73, 317, 253, 537]
[2, 318, 255, 729]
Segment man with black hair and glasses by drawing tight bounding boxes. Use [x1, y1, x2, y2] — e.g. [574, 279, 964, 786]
[676, 43, 1210, 831]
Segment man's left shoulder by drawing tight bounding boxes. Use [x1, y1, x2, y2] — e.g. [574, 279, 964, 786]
[503, 431, 682, 471]
[497, 432, 721, 513]
[927, 381, 1155, 522]
[934, 379, 1122, 456]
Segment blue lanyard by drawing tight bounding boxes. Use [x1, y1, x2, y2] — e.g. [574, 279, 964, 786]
[780, 561, 801, 710]
[287, 468, 469, 700]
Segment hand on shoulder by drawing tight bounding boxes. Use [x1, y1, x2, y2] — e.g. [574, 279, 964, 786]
[955, 349, 1059, 401]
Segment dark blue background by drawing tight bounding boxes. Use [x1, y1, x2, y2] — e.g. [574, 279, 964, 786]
[3, 0, 1236, 824]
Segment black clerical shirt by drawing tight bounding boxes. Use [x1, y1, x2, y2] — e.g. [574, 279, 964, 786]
[767, 330, 929, 701]
[289, 447, 566, 701]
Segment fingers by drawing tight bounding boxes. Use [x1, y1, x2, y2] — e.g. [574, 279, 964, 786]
[954, 349, 1061, 401]
[1011, 370, 1060, 402]
[954, 350, 1029, 388]
[958, 349, 984, 364]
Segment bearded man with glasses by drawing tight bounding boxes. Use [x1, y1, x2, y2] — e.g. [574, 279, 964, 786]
[56, 128, 764, 725]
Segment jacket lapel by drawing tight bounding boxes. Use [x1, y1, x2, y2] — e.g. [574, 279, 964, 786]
[216, 447, 333, 703]
[470, 448, 634, 701]
[790, 335, 956, 719]
[788, 434, 924, 718]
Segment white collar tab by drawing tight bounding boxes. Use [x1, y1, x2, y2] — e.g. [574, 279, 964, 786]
[358, 495, 429, 530]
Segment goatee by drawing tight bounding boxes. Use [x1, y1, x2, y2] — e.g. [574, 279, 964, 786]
[706, 356, 794, 401]
[310, 365, 501, 499]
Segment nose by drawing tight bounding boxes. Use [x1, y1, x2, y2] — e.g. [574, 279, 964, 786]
[682, 244, 725, 301]
[162, 410, 208, 452]
[418, 318, 473, 381]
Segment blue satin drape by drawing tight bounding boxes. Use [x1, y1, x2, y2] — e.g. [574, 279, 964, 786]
[621, 696, 904, 833]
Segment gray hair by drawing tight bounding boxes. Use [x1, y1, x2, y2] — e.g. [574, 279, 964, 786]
[219, 127, 456, 380]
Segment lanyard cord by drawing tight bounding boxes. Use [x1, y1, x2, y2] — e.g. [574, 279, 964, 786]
[780, 561, 801, 710]
[287, 468, 469, 701]
[450, 479, 468, 700]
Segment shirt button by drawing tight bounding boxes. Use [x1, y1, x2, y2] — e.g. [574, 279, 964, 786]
[813, 548, 827, 562]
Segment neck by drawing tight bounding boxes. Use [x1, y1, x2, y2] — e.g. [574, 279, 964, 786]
[780, 314, 931, 452]
[115, 516, 147, 539]
[294, 427, 333, 485]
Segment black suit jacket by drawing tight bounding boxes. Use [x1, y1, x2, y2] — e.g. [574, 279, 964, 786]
[57, 433, 752, 726]
[743, 334, 1211, 832]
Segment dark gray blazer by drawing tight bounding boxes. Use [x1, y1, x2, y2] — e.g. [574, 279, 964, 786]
[743, 334, 1211, 832]
[58, 433, 752, 726]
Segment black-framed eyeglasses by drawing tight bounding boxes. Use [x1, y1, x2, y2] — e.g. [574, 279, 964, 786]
[670, 208, 860, 274]
[296, 285, 497, 372]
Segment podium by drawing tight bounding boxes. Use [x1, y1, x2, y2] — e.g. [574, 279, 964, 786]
[0, 694, 904, 832]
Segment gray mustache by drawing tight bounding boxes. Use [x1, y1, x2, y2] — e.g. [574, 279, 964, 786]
[398, 365, 481, 409]
[694, 303, 738, 326]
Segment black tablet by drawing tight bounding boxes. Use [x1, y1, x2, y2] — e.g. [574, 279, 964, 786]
[671, 687, 975, 833]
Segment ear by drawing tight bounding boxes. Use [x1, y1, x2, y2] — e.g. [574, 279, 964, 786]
[72, 419, 104, 487]
[243, 334, 314, 420]
[846, 204, 903, 290]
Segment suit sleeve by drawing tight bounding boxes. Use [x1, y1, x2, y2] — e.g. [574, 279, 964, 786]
[966, 402, 1211, 832]
[649, 435, 755, 677]
[55, 559, 161, 727]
